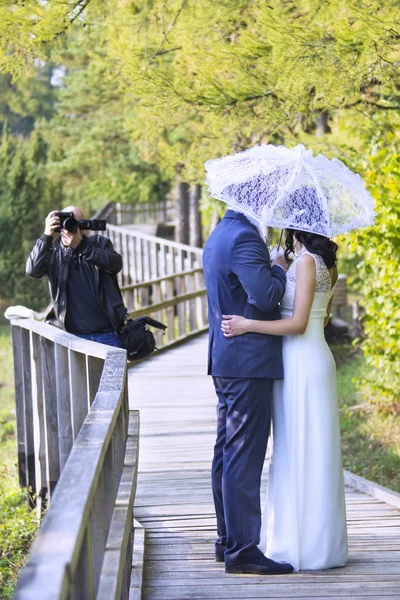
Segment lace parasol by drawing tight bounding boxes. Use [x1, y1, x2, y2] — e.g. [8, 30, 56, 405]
[205, 144, 375, 238]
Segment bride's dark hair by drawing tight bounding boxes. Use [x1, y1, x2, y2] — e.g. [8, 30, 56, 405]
[284, 229, 338, 269]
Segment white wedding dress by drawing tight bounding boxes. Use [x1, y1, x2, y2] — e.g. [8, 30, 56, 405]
[260, 251, 348, 571]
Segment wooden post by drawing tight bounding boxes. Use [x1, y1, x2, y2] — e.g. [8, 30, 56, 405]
[31, 332, 48, 513]
[73, 523, 95, 599]
[90, 469, 107, 595]
[127, 234, 136, 285]
[112, 407, 126, 495]
[150, 241, 158, 280]
[152, 283, 163, 347]
[11, 326, 28, 489]
[69, 350, 89, 440]
[21, 328, 36, 504]
[41, 336, 60, 496]
[122, 233, 129, 287]
[55, 343, 73, 471]
[166, 279, 175, 342]
[146, 241, 152, 281]
[176, 274, 186, 337]
[353, 301, 363, 339]
[195, 270, 207, 329]
[87, 355, 104, 405]
[185, 271, 196, 332]
[332, 275, 348, 319]
[136, 236, 144, 283]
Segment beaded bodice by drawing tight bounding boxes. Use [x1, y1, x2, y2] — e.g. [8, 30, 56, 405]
[281, 251, 334, 315]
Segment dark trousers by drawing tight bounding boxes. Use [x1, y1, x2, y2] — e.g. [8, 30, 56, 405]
[212, 377, 273, 565]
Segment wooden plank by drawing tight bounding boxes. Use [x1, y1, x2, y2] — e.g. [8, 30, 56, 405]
[108, 223, 203, 256]
[127, 288, 206, 320]
[14, 350, 128, 600]
[69, 350, 89, 440]
[98, 411, 140, 600]
[185, 271, 197, 332]
[165, 279, 175, 342]
[344, 470, 400, 509]
[31, 332, 47, 512]
[129, 334, 400, 600]
[9, 318, 111, 360]
[130, 520, 146, 600]
[40, 336, 60, 496]
[54, 343, 73, 470]
[87, 355, 104, 405]
[120, 268, 204, 293]
[20, 327, 36, 501]
[11, 325, 28, 488]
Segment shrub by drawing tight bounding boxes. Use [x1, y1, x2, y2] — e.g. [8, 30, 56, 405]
[345, 117, 400, 413]
[0, 488, 37, 599]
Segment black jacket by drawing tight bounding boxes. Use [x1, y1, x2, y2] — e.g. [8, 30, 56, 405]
[26, 234, 127, 333]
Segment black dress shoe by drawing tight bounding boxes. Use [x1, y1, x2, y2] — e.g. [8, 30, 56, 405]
[225, 555, 294, 575]
[215, 544, 226, 563]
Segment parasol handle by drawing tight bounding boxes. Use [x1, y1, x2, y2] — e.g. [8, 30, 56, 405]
[276, 229, 284, 251]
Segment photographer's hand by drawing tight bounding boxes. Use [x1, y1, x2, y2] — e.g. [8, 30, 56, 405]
[44, 211, 60, 236]
[60, 228, 83, 249]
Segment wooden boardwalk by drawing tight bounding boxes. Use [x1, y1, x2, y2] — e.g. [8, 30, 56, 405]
[128, 335, 400, 600]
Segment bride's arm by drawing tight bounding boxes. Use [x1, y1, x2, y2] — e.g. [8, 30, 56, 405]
[222, 254, 316, 337]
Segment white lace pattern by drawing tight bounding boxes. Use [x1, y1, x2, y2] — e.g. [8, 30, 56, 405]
[205, 144, 375, 237]
[281, 251, 333, 315]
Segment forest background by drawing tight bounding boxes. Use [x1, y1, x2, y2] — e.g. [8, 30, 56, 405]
[0, 1, 399, 596]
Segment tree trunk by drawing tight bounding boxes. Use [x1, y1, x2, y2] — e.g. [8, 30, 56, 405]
[175, 181, 190, 245]
[316, 111, 331, 137]
[189, 184, 203, 247]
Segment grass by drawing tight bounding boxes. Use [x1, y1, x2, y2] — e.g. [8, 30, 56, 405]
[334, 344, 400, 493]
[0, 325, 37, 600]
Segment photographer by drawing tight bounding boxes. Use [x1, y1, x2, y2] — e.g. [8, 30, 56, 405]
[26, 206, 127, 347]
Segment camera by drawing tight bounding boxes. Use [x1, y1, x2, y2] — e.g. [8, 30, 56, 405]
[54, 212, 107, 233]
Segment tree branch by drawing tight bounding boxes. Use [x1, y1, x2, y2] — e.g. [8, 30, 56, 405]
[52, 0, 93, 42]
[344, 98, 400, 110]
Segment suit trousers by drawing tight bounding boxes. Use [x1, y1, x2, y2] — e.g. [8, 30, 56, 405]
[212, 377, 273, 565]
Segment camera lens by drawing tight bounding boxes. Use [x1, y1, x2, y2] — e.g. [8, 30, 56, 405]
[63, 217, 78, 233]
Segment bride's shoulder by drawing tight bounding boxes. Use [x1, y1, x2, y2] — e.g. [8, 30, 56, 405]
[294, 253, 317, 281]
[296, 252, 317, 268]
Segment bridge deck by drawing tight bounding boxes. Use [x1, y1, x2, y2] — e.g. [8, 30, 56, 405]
[128, 335, 400, 599]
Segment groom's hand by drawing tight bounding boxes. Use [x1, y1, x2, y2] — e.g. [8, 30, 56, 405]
[272, 256, 288, 271]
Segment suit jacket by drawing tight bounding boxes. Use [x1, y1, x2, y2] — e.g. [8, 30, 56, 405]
[202, 210, 286, 379]
[26, 234, 127, 333]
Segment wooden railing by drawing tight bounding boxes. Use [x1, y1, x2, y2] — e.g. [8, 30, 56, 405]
[10, 318, 140, 599]
[122, 267, 208, 350]
[92, 199, 175, 226]
[107, 224, 204, 287]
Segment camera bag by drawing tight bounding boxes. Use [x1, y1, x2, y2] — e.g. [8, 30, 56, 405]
[120, 316, 167, 361]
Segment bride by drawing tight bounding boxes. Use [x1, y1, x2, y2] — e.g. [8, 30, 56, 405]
[221, 228, 348, 571]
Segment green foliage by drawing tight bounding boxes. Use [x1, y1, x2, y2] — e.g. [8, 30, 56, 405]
[0, 62, 58, 137]
[0, 326, 38, 599]
[337, 349, 400, 492]
[0, 129, 64, 310]
[42, 25, 169, 212]
[0, 0, 94, 79]
[343, 114, 400, 413]
[102, 0, 400, 180]
[0, 0, 399, 410]
[0, 489, 37, 599]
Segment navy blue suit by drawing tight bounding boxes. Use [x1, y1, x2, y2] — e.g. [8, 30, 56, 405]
[202, 210, 286, 565]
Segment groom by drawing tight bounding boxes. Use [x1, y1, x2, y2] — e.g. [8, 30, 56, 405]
[202, 208, 294, 575]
